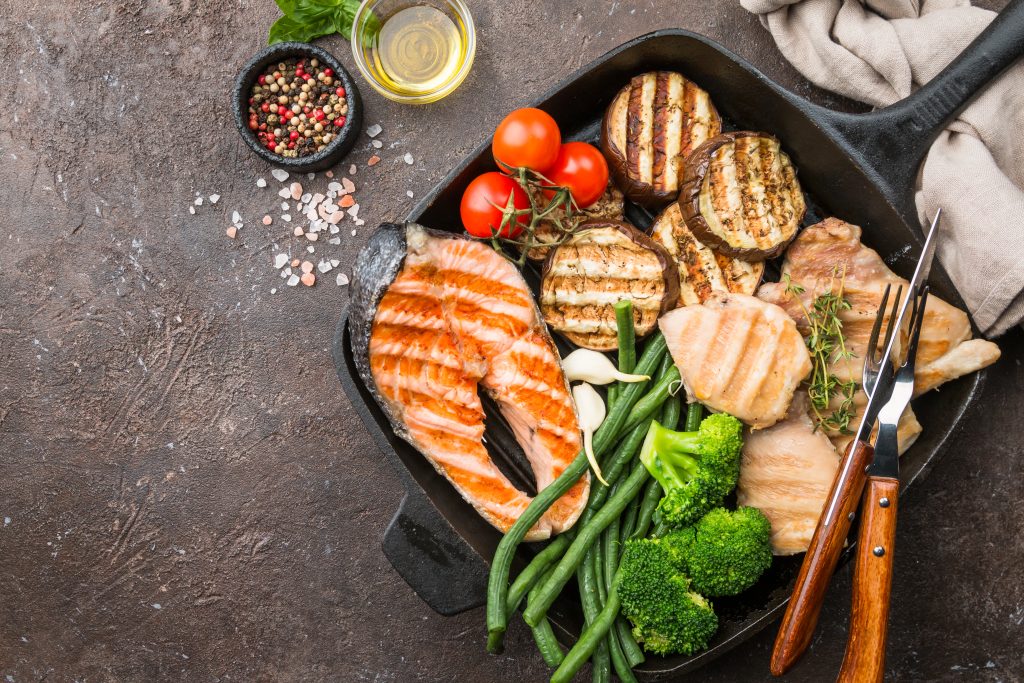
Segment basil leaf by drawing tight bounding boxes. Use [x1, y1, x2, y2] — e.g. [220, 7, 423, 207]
[267, 0, 362, 45]
[269, 15, 315, 44]
[332, 1, 359, 37]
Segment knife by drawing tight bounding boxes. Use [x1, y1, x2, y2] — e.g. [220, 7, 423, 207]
[770, 211, 942, 676]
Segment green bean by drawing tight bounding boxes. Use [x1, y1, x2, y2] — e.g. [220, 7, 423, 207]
[685, 401, 704, 432]
[618, 366, 681, 435]
[661, 394, 682, 432]
[607, 624, 638, 683]
[615, 300, 637, 375]
[526, 567, 565, 667]
[602, 491, 621, 595]
[631, 477, 664, 542]
[618, 494, 639, 551]
[523, 461, 650, 627]
[607, 383, 619, 412]
[594, 535, 607, 606]
[576, 562, 610, 682]
[615, 615, 645, 668]
[486, 337, 668, 651]
[551, 579, 623, 683]
[652, 519, 671, 539]
[505, 535, 570, 619]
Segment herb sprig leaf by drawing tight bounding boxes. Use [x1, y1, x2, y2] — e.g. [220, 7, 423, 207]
[268, 0, 361, 45]
[784, 270, 858, 433]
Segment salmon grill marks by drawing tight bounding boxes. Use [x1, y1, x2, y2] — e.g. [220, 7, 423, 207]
[367, 225, 588, 541]
[680, 131, 805, 261]
[540, 221, 679, 351]
[602, 71, 721, 208]
[659, 292, 812, 429]
[650, 202, 764, 307]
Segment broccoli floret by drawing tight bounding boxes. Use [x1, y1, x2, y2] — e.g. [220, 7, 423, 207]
[617, 536, 718, 656]
[639, 413, 744, 529]
[678, 507, 773, 597]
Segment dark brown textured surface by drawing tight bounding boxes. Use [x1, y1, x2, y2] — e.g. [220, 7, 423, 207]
[0, 1, 1019, 682]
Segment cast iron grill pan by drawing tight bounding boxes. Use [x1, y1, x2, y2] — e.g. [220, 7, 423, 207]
[334, 5, 1023, 677]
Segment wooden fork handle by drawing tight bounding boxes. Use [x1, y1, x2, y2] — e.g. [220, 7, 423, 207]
[837, 477, 899, 683]
[770, 439, 874, 676]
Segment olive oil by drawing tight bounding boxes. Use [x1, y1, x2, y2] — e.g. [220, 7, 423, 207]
[369, 5, 467, 98]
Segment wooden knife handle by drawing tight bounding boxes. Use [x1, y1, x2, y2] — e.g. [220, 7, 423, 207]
[837, 477, 899, 683]
[770, 439, 874, 676]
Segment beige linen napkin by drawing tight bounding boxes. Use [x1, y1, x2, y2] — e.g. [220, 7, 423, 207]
[741, 0, 1024, 336]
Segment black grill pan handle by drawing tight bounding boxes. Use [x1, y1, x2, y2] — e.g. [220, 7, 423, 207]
[381, 486, 489, 616]
[816, 0, 1024, 214]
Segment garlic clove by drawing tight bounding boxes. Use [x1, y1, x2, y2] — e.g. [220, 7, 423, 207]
[561, 348, 650, 385]
[572, 382, 609, 486]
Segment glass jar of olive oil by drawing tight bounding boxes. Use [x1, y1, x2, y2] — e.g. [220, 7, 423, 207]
[351, 0, 476, 104]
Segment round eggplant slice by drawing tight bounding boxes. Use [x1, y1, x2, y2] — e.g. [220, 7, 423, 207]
[679, 131, 806, 261]
[525, 183, 626, 261]
[540, 220, 679, 351]
[650, 202, 764, 307]
[601, 71, 722, 209]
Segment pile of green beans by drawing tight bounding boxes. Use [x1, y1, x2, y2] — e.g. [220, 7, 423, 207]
[486, 299, 706, 681]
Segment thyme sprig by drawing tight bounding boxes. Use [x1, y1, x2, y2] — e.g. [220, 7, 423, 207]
[784, 269, 858, 433]
[477, 167, 586, 267]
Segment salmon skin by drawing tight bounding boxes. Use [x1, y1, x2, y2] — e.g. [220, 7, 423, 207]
[350, 223, 589, 541]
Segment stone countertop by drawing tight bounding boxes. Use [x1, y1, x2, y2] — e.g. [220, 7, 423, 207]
[1, 1, 1019, 681]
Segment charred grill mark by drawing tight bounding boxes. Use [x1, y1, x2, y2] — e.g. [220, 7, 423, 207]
[652, 72, 671, 191]
[681, 78, 698, 159]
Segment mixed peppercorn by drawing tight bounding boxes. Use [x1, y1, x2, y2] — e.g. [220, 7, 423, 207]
[247, 58, 348, 158]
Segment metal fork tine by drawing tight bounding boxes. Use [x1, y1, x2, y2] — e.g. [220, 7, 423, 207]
[881, 284, 903, 356]
[866, 284, 891, 367]
[901, 286, 930, 374]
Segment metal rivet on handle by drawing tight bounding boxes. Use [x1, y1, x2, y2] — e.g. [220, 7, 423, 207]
[873, 546, 885, 557]
[848, 512, 855, 522]
[879, 497, 890, 508]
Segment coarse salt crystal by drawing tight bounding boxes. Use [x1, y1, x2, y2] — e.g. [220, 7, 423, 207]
[351, 229, 357, 236]
[272, 169, 289, 182]
[262, 215, 273, 225]
[301, 272, 316, 286]
[366, 123, 383, 138]
[278, 188, 291, 199]
[188, 206, 195, 215]
[406, 190, 414, 198]
[291, 259, 300, 267]
[311, 193, 325, 205]
[342, 178, 355, 193]
[290, 182, 303, 200]
[293, 227, 303, 236]
[317, 260, 332, 273]
[195, 197, 203, 206]
[330, 225, 340, 234]
[282, 214, 292, 222]
[306, 245, 315, 253]
[371, 140, 383, 149]
[328, 211, 344, 224]
[404, 153, 414, 165]
[306, 232, 319, 241]
[256, 178, 267, 188]
[339, 195, 355, 208]
[209, 194, 220, 204]
[300, 261, 314, 274]
[328, 181, 343, 193]
[330, 259, 340, 267]
[270, 288, 277, 294]
[354, 218, 365, 226]
[368, 155, 381, 166]
[231, 210, 241, 224]
[328, 237, 341, 245]
[336, 273, 349, 286]
[326, 170, 334, 178]
[226, 226, 237, 239]
[281, 202, 290, 211]
[349, 164, 357, 175]
[274, 253, 289, 269]
[301, 193, 312, 203]
[287, 274, 300, 286]
[346, 204, 360, 217]
[307, 172, 315, 181]
[281, 268, 291, 278]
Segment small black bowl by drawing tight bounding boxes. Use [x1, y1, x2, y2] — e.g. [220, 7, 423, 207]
[233, 42, 363, 173]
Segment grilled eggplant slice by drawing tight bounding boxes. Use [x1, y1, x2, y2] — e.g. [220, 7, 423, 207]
[650, 202, 764, 307]
[526, 183, 625, 261]
[601, 71, 721, 209]
[679, 131, 806, 261]
[540, 220, 679, 351]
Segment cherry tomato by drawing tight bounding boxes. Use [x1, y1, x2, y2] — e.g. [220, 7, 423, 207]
[543, 142, 610, 208]
[492, 108, 561, 173]
[460, 172, 530, 238]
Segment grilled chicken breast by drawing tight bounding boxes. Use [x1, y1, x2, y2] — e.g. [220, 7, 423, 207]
[601, 71, 721, 209]
[757, 218, 1000, 444]
[680, 132, 805, 261]
[650, 202, 764, 306]
[658, 292, 812, 428]
[351, 224, 589, 540]
[737, 392, 839, 555]
[526, 183, 625, 261]
[541, 220, 679, 351]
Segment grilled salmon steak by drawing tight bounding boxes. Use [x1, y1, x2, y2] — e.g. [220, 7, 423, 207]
[601, 71, 721, 209]
[659, 292, 812, 429]
[650, 202, 764, 307]
[680, 131, 805, 261]
[350, 224, 589, 540]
